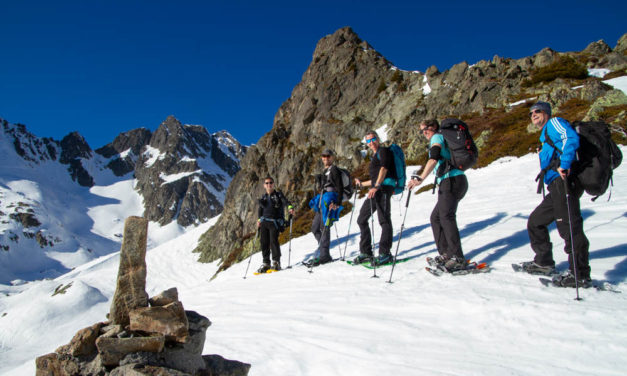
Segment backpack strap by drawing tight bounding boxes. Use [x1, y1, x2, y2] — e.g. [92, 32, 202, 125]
[535, 127, 561, 196]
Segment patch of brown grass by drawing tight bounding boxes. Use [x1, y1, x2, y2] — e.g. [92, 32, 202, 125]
[522, 56, 588, 87]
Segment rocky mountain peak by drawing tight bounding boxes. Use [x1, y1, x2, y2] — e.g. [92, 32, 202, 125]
[312, 26, 374, 60]
[135, 116, 246, 226]
[60, 132, 92, 162]
[58, 131, 95, 187]
[583, 39, 612, 56]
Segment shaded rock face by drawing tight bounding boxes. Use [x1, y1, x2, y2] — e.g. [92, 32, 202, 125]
[195, 27, 627, 268]
[95, 128, 153, 176]
[60, 132, 95, 187]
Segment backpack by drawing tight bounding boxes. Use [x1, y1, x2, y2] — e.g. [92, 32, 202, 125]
[337, 167, 354, 198]
[438, 118, 479, 173]
[316, 167, 353, 200]
[544, 121, 622, 200]
[381, 143, 406, 195]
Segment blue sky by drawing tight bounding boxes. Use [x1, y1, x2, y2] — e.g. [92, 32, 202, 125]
[1, 0, 625, 148]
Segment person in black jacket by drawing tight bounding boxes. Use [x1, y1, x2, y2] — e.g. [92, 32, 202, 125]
[353, 130, 397, 266]
[308, 149, 345, 266]
[257, 176, 294, 273]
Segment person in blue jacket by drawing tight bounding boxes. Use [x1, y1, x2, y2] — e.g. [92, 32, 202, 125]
[522, 101, 590, 287]
[307, 149, 345, 266]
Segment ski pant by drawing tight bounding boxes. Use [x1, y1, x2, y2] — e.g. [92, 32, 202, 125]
[357, 186, 394, 256]
[527, 177, 590, 279]
[311, 212, 332, 261]
[431, 174, 468, 260]
[259, 220, 281, 264]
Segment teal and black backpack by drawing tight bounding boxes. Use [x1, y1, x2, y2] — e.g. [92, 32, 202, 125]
[381, 144, 406, 195]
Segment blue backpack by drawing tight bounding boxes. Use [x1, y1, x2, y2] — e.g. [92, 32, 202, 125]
[380, 144, 406, 195]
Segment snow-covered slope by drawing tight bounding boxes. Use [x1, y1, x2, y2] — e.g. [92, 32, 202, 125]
[1, 148, 626, 375]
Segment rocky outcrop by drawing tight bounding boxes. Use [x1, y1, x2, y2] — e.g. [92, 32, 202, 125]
[194, 27, 627, 268]
[36, 216, 250, 375]
[109, 216, 149, 326]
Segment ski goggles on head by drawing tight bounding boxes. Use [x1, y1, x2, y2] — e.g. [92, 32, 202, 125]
[365, 137, 377, 144]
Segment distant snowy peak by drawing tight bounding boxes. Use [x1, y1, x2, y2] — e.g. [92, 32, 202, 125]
[130, 116, 247, 226]
[1, 115, 247, 228]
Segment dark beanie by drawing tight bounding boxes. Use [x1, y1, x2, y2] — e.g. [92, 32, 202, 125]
[530, 101, 552, 117]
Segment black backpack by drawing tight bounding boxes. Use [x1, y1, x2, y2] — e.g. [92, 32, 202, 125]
[438, 118, 479, 174]
[542, 121, 622, 201]
[315, 167, 353, 200]
[337, 167, 354, 198]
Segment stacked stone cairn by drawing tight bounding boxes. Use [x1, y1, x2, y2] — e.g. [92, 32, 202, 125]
[36, 216, 250, 375]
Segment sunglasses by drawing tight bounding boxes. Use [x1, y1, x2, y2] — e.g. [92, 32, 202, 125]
[264, 181, 274, 185]
[365, 137, 377, 144]
[529, 109, 543, 117]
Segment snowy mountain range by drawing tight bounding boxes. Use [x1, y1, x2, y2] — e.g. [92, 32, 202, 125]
[1, 147, 625, 375]
[0, 116, 246, 284]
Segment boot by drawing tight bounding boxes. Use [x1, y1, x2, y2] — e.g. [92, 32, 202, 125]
[257, 263, 271, 273]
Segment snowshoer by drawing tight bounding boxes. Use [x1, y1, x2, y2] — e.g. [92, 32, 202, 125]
[407, 119, 469, 272]
[524, 101, 591, 287]
[257, 176, 294, 273]
[353, 130, 397, 266]
[308, 149, 346, 266]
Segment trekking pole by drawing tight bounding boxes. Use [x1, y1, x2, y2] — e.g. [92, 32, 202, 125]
[309, 185, 326, 274]
[243, 230, 259, 279]
[370, 197, 379, 279]
[563, 178, 581, 301]
[341, 190, 358, 261]
[387, 188, 412, 284]
[334, 223, 341, 259]
[287, 216, 293, 269]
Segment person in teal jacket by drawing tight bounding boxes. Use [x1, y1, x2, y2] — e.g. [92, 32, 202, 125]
[522, 101, 590, 287]
[408, 119, 468, 272]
